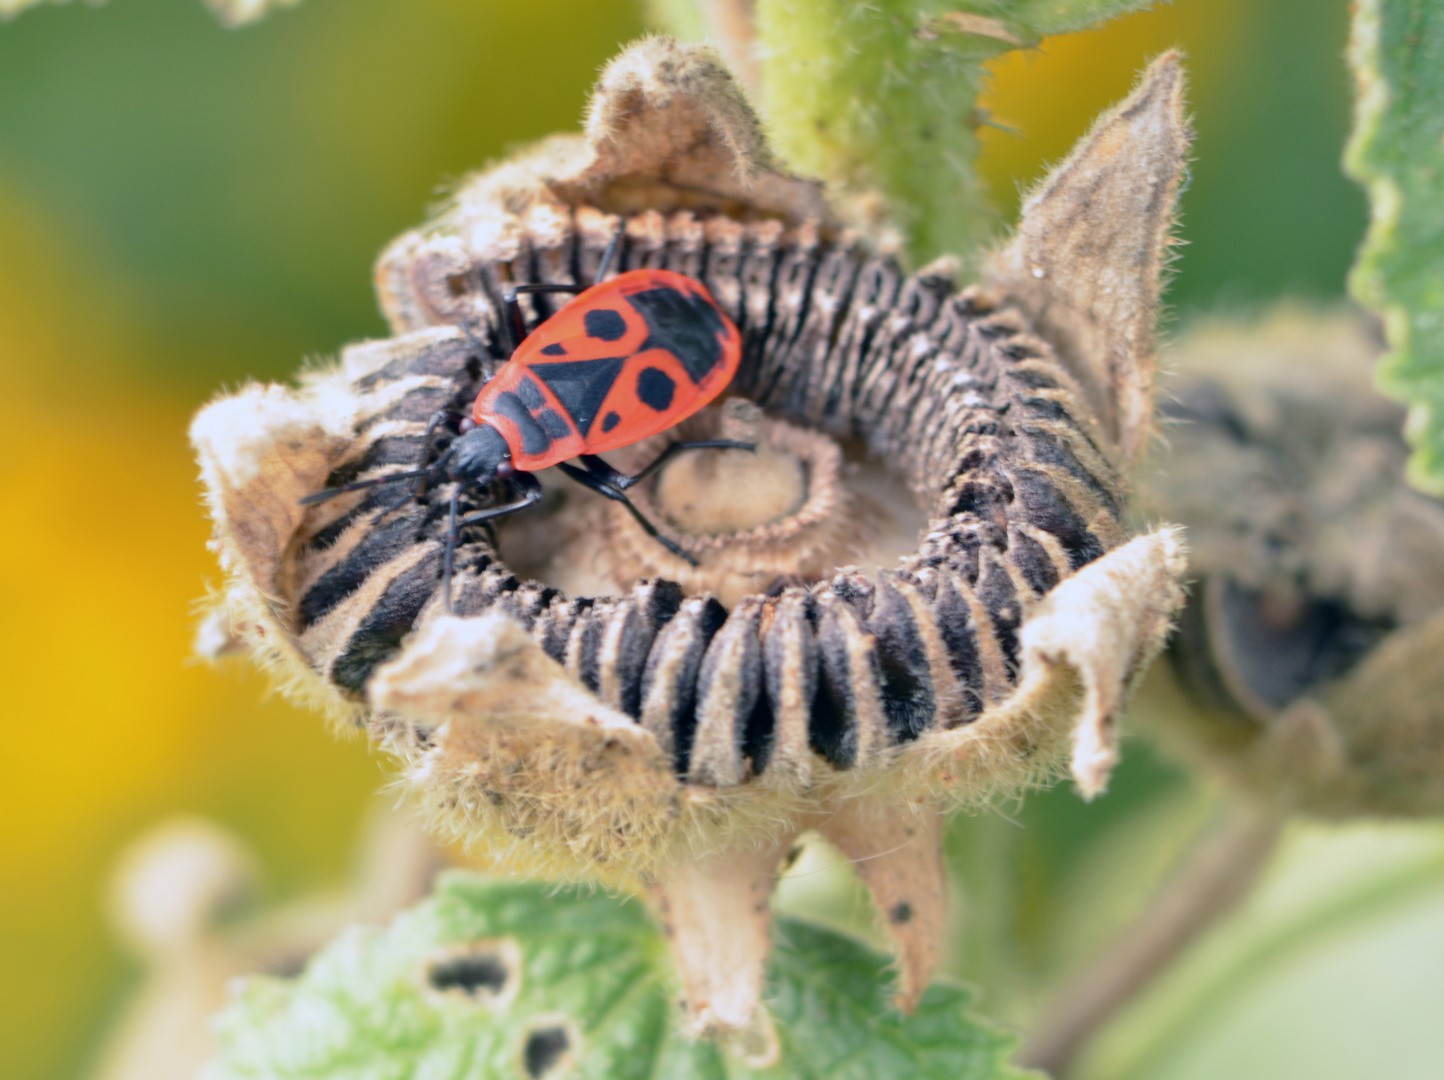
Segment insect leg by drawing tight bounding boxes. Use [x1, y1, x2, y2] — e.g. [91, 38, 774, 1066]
[556, 461, 699, 567]
[453, 471, 546, 530]
[578, 440, 756, 492]
[502, 282, 589, 354]
[594, 220, 627, 281]
[423, 408, 461, 448]
[442, 472, 545, 615]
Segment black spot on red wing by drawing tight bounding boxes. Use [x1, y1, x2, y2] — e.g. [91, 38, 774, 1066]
[490, 391, 552, 456]
[601, 411, 621, 433]
[540, 342, 567, 356]
[531, 357, 625, 437]
[636, 367, 676, 412]
[535, 408, 572, 441]
[584, 308, 628, 342]
[516, 375, 546, 410]
[626, 286, 727, 384]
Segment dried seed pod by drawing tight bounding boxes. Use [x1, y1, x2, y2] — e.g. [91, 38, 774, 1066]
[192, 38, 1190, 1031]
[1139, 308, 1444, 817]
[252, 218, 1151, 788]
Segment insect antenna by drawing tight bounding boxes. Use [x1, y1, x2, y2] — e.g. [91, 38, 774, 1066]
[300, 441, 457, 509]
[442, 485, 460, 616]
[298, 465, 439, 506]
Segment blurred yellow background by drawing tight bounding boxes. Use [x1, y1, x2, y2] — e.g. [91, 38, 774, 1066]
[0, 1, 1365, 1077]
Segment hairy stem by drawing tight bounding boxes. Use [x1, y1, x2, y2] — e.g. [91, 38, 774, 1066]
[1017, 801, 1285, 1078]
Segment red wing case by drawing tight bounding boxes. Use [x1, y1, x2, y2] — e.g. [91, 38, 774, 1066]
[473, 269, 741, 471]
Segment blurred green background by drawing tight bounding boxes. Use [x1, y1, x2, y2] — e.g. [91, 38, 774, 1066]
[2, 1, 1426, 1078]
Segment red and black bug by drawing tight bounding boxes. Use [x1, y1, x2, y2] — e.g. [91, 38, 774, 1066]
[301, 231, 749, 611]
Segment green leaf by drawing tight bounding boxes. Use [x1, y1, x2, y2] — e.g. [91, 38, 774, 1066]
[753, 0, 1157, 263]
[1345, 0, 1444, 495]
[205, 872, 1031, 1080]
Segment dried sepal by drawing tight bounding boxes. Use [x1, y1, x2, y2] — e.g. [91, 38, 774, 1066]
[651, 839, 789, 1040]
[368, 614, 683, 877]
[987, 52, 1190, 470]
[375, 36, 833, 337]
[813, 796, 946, 1014]
[575, 33, 773, 194]
[652, 793, 948, 1036]
[190, 377, 366, 726]
[1018, 528, 1187, 798]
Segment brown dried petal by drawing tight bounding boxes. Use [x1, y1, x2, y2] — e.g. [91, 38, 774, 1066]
[369, 614, 682, 874]
[815, 798, 945, 1013]
[375, 37, 833, 337]
[650, 838, 788, 1038]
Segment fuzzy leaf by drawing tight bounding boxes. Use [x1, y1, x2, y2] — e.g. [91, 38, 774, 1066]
[204, 873, 1029, 1080]
[753, 0, 1156, 262]
[1345, 0, 1444, 495]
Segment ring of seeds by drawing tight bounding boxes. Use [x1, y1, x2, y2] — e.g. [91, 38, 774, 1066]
[292, 207, 1127, 790]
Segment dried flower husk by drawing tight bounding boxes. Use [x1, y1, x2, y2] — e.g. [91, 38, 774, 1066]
[1140, 307, 1444, 817]
[192, 38, 1190, 1029]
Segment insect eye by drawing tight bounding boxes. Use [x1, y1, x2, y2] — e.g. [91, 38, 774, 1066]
[459, 417, 477, 433]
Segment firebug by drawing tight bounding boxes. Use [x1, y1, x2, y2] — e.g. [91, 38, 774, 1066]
[301, 229, 749, 611]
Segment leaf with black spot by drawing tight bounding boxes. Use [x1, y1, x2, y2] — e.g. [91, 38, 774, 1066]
[204, 874, 1032, 1080]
